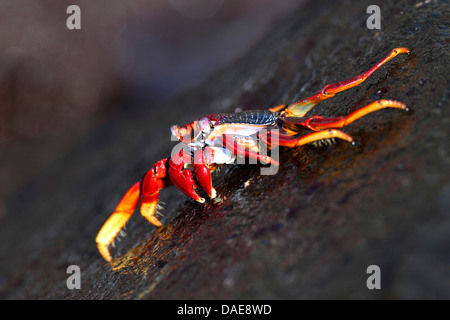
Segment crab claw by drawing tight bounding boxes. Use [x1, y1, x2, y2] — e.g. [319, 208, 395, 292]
[194, 163, 216, 199]
[169, 157, 205, 203]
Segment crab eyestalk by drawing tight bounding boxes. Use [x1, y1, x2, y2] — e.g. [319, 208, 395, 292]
[171, 124, 193, 142]
[171, 117, 210, 143]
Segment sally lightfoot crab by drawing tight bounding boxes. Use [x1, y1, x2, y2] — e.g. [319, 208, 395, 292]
[96, 47, 410, 261]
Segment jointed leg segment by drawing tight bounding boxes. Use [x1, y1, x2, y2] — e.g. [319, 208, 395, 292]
[96, 181, 141, 262]
[96, 159, 172, 262]
[283, 100, 408, 131]
[260, 128, 354, 149]
[282, 47, 410, 117]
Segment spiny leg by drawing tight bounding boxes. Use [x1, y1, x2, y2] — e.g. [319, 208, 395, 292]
[96, 181, 141, 262]
[140, 171, 168, 229]
[261, 129, 354, 149]
[140, 192, 162, 227]
[140, 158, 175, 228]
[96, 159, 172, 262]
[282, 47, 410, 117]
[284, 100, 408, 131]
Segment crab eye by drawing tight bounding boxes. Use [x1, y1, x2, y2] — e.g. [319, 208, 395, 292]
[170, 125, 180, 139]
[198, 117, 209, 130]
[172, 124, 195, 142]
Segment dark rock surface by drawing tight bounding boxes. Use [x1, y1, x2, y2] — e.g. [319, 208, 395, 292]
[0, 0, 449, 299]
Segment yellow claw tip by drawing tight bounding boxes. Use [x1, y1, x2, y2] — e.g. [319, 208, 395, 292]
[147, 215, 163, 228]
[196, 197, 205, 203]
[97, 243, 113, 262]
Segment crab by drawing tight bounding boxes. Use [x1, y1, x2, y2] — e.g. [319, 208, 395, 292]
[96, 47, 410, 261]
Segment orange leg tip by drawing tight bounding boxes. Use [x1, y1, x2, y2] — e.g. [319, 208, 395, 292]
[393, 47, 410, 55]
[379, 100, 408, 111]
[330, 130, 354, 143]
[97, 243, 113, 262]
[146, 215, 163, 228]
[398, 102, 409, 112]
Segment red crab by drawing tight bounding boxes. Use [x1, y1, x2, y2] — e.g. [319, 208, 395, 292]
[96, 47, 410, 261]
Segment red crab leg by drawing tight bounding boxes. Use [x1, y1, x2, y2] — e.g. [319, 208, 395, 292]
[284, 100, 408, 131]
[221, 134, 279, 165]
[96, 181, 141, 262]
[261, 129, 354, 148]
[96, 158, 172, 262]
[140, 158, 172, 228]
[282, 48, 410, 117]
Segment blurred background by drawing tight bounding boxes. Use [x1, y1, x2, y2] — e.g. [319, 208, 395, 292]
[0, 0, 304, 220]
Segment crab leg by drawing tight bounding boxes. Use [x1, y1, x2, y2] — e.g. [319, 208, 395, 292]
[96, 159, 172, 261]
[282, 48, 410, 117]
[221, 134, 279, 165]
[140, 164, 170, 229]
[284, 100, 408, 131]
[261, 129, 354, 148]
[96, 181, 141, 262]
